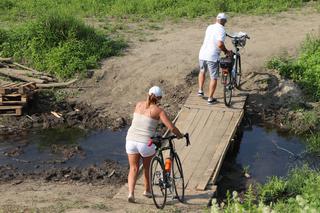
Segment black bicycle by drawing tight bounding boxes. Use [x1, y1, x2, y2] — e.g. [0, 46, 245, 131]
[220, 32, 250, 106]
[148, 133, 190, 209]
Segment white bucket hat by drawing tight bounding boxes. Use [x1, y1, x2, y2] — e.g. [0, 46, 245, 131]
[148, 86, 163, 97]
[217, 13, 227, 20]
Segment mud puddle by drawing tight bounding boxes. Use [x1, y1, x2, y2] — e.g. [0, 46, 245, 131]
[0, 128, 128, 184]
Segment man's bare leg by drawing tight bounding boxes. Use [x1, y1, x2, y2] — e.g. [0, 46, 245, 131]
[198, 70, 205, 95]
[208, 79, 217, 100]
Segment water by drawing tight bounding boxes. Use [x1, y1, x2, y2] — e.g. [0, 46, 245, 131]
[0, 128, 128, 171]
[234, 125, 306, 183]
[0, 124, 315, 183]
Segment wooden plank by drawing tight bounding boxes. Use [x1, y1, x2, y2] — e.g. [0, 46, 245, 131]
[210, 110, 244, 184]
[0, 83, 11, 87]
[189, 112, 233, 189]
[19, 82, 37, 94]
[172, 109, 204, 159]
[0, 105, 23, 116]
[0, 94, 27, 104]
[179, 110, 212, 165]
[1, 83, 14, 88]
[174, 107, 193, 130]
[0, 68, 45, 84]
[174, 108, 199, 151]
[196, 111, 243, 191]
[181, 110, 220, 188]
[11, 82, 25, 88]
[0, 105, 23, 109]
[184, 104, 243, 111]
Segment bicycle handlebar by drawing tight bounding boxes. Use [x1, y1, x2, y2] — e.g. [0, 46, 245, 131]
[226, 33, 250, 40]
[148, 133, 190, 147]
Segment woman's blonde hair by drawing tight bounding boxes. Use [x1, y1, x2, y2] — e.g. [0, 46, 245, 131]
[146, 94, 159, 108]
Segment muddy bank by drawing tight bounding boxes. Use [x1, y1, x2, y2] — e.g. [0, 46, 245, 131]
[0, 93, 125, 135]
[0, 160, 127, 186]
[0, 70, 196, 135]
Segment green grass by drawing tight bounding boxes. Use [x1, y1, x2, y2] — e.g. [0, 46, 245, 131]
[212, 166, 320, 212]
[0, 0, 316, 24]
[0, 0, 317, 78]
[0, 13, 126, 79]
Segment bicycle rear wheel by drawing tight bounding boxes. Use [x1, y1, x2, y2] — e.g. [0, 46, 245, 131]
[235, 55, 242, 89]
[223, 71, 232, 107]
[172, 153, 184, 202]
[150, 156, 167, 209]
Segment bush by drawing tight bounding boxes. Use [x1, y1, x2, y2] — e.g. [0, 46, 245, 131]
[267, 34, 320, 100]
[0, 13, 126, 79]
[213, 166, 320, 212]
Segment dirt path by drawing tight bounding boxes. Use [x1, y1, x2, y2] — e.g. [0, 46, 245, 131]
[76, 6, 319, 122]
[1, 6, 320, 213]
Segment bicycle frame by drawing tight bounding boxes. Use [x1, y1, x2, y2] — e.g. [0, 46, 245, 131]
[149, 133, 190, 207]
[222, 33, 249, 106]
[154, 140, 176, 187]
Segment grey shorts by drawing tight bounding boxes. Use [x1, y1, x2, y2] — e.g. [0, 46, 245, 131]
[199, 60, 219, 80]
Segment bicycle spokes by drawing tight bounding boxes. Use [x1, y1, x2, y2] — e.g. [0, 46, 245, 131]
[171, 154, 185, 202]
[150, 156, 167, 209]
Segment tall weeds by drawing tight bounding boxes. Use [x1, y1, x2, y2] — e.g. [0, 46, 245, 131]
[0, 13, 126, 79]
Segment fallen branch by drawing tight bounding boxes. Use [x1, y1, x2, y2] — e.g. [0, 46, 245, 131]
[12, 62, 54, 77]
[0, 68, 45, 84]
[51, 111, 62, 118]
[36, 79, 77, 88]
[0, 57, 13, 63]
[38, 75, 56, 82]
[3, 68, 55, 82]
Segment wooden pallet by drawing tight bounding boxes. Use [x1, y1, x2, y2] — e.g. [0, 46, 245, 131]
[0, 105, 23, 116]
[0, 93, 27, 105]
[0, 82, 37, 95]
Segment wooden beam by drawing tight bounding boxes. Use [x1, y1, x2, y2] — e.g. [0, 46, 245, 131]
[0, 68, 45, 84]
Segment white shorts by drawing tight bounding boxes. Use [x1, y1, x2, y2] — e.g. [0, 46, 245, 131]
[126, 140, 156, 157]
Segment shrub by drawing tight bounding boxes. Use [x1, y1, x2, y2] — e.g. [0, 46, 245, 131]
[267, 34, 320, 100]
[0, 13, 126, 79]
[214, 166, 320, 212]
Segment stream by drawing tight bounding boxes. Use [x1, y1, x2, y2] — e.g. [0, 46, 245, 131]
[0, 123, 318, 185]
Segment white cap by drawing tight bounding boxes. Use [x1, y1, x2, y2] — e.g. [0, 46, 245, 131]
[148, 86, 162, 97]
[217, 13, 227, 20]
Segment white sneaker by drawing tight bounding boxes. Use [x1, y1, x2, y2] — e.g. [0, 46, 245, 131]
[197, 91, 204, 97]
[207, 98, 217, 105]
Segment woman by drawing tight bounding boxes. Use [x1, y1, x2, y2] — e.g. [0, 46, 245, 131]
[126, 86, 183, 203]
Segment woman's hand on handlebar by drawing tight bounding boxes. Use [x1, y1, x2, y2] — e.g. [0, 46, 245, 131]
[176, 132, 184, 139]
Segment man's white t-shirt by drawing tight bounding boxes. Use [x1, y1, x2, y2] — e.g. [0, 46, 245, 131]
[199, 23, 226, 62]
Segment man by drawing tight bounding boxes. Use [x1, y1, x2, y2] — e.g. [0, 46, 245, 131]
[198, 13, 232, 104]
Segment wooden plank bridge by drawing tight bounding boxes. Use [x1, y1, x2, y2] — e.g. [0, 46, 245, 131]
[114, 88, 247, 207]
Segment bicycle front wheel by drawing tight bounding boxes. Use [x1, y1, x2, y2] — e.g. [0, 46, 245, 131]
[172, 153, 185, 202]
[235, 55, 242, 89]
[223, 71, 232, 107]
[150, 156, 167, 209]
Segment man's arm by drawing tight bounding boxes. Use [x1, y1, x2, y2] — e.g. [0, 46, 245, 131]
[218, 41, 232, 56]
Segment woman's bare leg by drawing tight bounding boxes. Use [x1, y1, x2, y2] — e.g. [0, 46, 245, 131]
[142, 155, 154, 193]
[128, 153, 140, 196]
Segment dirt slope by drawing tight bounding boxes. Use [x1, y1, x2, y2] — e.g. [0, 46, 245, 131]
[1, 6, 320, 213]
[76, 6, 319, 122]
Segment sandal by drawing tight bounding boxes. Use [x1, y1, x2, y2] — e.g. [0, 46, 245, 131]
[143, 191, 152, 198]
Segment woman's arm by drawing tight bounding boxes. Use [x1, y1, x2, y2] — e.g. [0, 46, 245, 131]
[159, 109, 183, 138]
